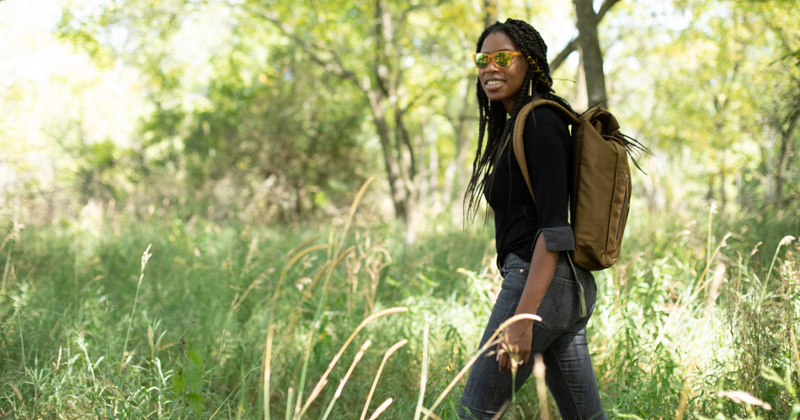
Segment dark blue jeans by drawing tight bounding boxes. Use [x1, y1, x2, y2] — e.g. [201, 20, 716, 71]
[458, 253, 606, 420]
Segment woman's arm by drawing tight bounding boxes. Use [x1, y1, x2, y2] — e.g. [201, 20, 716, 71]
[497, 232, 558, 372]
[496, 107, 572, 372]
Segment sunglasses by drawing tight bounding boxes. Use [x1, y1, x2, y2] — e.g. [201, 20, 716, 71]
[473, 51, 523, 69]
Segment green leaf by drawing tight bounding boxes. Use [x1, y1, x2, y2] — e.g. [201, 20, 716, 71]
[185, 350, 204, 369]
[171, 368, 185, 393]
[187, 392, 204, 415]
[184, 364, 203, 394]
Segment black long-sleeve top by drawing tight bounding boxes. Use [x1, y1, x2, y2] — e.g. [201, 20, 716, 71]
[484, 106, 575, 267]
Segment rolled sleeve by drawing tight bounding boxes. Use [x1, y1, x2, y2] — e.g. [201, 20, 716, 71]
[533, 225, 575, 252]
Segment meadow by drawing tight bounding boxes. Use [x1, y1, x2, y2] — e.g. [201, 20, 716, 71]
[1, 183, 798, 420]
[3, 0, 799, 418]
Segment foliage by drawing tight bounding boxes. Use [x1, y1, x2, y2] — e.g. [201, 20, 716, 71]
[1, 1, 800, 418]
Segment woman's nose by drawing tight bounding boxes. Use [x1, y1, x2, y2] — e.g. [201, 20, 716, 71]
[484, 58, 500, 72]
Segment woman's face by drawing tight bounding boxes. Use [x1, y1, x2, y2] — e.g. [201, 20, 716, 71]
[478, 31, 528, 113]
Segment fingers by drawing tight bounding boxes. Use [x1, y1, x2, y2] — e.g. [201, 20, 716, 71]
[497, 351, 508, 372]
[498, 350, 532, 373]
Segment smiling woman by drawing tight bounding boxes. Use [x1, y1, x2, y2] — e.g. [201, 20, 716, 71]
[459, 19, 606, 420]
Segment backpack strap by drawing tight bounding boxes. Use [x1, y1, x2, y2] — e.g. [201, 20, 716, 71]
[512, 99, 579, 203]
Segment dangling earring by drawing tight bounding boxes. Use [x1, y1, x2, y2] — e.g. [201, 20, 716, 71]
[528, 81, 533, 97]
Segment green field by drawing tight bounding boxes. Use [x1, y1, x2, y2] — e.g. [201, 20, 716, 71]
[1, 194, 798, 419]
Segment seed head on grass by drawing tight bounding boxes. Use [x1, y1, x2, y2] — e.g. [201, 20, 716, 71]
[122, 243, 152, 371]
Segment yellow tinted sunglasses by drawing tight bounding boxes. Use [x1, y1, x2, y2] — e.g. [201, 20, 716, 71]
[473, 51, 523, 69]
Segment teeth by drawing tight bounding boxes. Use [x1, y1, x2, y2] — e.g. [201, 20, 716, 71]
[486, 80, 504, 86]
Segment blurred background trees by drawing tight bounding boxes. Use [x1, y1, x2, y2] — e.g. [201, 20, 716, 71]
[1, 0, 798, 231]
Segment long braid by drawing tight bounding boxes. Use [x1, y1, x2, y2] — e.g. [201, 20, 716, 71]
[464, 19, 577, 221]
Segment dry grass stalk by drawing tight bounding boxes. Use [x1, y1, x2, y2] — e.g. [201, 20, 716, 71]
[296, 307, 408, 418]
[1, 247, 10, 294]
[268, 243, 329, 311]
[292, 180, 378, 419]
[5, 381, 25, 412]
[414, 323, 431, 420]
[706, 263, 726, 317]
[274, 262, 331, 359]
[0, 222, 21, 293]
[121, 243, 152, 372]
[534, 353, 550, 420]
[694, 232, 732, 298]
[718, 390, 772, 410]
[791, 325, 800, 383]
[233, 277, 263, 312]
[765, 235, 796, 289]
[320, 340, 372, 420]
[287, 236, 323, 260]
[422, 313, 541, 420]
[360, 339, 408, 420]
[489, 400, 510, 420]
[263, 326, 274, 420]
[420, 407, 442, 420]
[367, 398, 393, 420]
[677, 262, 727, 420]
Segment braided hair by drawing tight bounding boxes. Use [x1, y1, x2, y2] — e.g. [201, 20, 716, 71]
[464, 19, 576, 221]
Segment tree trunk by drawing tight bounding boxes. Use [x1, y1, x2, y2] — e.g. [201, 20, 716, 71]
[484, 0, 499, 28]
[425, 121, 440, 215]
[367, 90, 408, 221]
[442, 78, 474, 210]
[574, 0, 608, 108]
[575, 44, 588, 112]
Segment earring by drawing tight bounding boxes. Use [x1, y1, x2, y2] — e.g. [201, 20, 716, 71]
[528, 81, 533, 96]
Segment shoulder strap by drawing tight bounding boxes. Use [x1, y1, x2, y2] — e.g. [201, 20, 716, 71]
[512, 99, 579, 203]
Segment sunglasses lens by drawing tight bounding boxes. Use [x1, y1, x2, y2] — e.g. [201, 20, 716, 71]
[475, 54, 489, 68]
[494, 52, 512, 67]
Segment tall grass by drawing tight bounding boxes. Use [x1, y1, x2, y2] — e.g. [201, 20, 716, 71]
[0, 194, 798, 419]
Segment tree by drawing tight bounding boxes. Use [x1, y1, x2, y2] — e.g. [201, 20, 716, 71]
[546, 0, 621, 109]
[253, 0, 477, 223]
[56, 0, 376, 221]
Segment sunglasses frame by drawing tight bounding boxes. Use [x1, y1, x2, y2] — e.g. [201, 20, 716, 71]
[473, 51, 524, 69]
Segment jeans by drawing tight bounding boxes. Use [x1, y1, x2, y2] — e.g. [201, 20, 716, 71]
[458, 253, 606, 420]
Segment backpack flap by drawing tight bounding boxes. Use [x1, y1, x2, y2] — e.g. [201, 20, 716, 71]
[583, 107, 620, 136]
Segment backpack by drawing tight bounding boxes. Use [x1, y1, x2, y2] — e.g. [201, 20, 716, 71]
[512, 99, 635, 271]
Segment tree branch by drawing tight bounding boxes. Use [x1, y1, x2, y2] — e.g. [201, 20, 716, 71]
[259, 10, 363, 90]
[596, 0, 622, 24]
[550, 0, 621, 72]
[550, 38, 579, 72]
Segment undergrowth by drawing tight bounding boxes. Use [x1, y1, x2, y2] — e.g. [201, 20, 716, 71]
[0, 192, 798, 419]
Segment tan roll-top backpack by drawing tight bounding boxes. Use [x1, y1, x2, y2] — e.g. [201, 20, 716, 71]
[512, 99, 644, 271]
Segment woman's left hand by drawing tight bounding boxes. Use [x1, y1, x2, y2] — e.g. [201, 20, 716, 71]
[497, 317, 534, 373]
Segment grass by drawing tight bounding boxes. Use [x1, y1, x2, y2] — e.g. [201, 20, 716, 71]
[0, 192, 798, 419]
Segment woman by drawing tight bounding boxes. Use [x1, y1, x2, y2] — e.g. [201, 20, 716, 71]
[459, 19, 606, 420]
